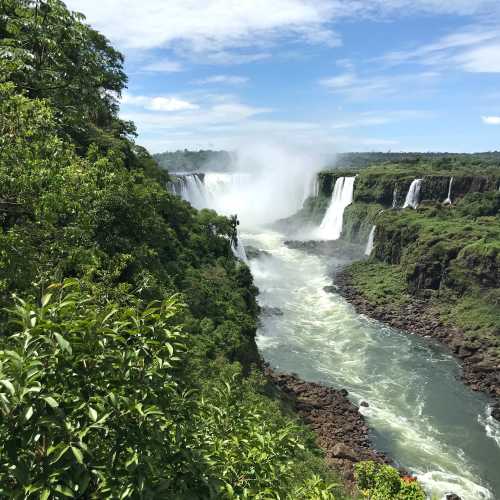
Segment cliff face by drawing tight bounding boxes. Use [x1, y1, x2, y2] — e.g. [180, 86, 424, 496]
[317, 168, 499, 206]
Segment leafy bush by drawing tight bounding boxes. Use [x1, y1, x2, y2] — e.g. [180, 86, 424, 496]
[0, 282, 340, 498]
[355, 461, 426, 500]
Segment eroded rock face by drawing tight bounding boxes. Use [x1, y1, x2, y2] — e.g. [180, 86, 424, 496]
[265, 366, 391, 487]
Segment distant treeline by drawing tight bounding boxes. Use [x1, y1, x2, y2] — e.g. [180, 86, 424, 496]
[153, 149, 234, 172]
[332, 152, 500, 170]
[154, 149, 500, 174]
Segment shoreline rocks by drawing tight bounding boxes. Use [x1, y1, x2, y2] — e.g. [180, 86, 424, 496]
[265, 366, 392, 489]
[335, 269, 500, 422]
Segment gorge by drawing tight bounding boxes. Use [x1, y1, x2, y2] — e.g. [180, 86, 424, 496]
[171, 158, 500, 500]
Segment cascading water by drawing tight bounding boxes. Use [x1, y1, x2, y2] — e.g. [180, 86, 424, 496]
[176, 174, 207, 209]
[444, 177, 454, 205]
[392, 187, 398, 208]
[231, 239, 248, 263]
[365, 225, 376, 256]
[316, 176, 355, 240]
[170, 157, 500, 499]
[403, 179, 423, 209]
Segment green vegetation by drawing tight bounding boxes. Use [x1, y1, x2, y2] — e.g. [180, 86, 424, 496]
[345, 191, 500, 360]
[0, 1, 347, 497]
[354, 462, 426, 500]
[154, 150, 234, 173]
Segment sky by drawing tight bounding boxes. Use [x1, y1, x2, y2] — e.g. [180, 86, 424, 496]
[65, 0, 500, 153]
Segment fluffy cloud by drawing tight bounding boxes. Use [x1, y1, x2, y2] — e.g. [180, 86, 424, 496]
[65, 0, 498, 55]
[482, 115, 500, 124]
[121, 93, 199, 111]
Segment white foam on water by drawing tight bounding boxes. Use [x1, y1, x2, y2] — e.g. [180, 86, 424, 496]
[478, 405, 500, 448]
[245, 228, 497, 500]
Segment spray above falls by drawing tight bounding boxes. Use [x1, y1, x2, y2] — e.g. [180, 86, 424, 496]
[170, 144, 323, 228]
[316, 177, 356, 240]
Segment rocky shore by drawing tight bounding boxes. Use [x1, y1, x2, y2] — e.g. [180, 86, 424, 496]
[334, 269, 500, 422]
[265, 366, 391, 488]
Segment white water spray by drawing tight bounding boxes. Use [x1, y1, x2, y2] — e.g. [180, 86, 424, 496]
[316, 177, 355, 240]
[365, 226, 376, 256]
[403, 179, 423, 209]
[444, 177, 454, 205]
[231, 239, 248, 263]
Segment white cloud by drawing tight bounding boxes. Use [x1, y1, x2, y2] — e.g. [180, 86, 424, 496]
[149, 97, 199, 111]
[457, 43, 500, 72]
[142, 59, 183, 72]
[193, 75, 249, 85]
[66, 0, 338, 51]
[379, 26, 500, 73]
[482, 115, 500, 124]
[66, 0, 497, 57]
[320, 71, 438, 100]
[121, 93, 199, 111]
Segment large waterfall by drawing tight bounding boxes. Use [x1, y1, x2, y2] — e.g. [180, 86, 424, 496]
[365, 225, 376, 256]
[316, 176, 355, 240]
[403, 179, 422, 209]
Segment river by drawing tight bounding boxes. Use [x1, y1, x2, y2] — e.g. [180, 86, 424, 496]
[244, 228, 500, 500]
[173, 165, 500, 500]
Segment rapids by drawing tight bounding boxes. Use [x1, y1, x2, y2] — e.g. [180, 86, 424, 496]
[245, 229, 500, 500]
[172, 165, 500, 499]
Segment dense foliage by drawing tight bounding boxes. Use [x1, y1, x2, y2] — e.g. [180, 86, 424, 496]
[0, 1, 343, 498]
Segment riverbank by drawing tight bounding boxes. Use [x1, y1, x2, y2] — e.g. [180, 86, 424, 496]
[265, 366, 391, 490]
[334, 265, 500, 422]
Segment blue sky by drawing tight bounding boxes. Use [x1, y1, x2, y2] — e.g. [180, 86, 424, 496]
[66, 0, 500, 153]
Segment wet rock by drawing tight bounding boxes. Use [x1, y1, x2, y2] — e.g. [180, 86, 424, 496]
[245, 245, 271, 260]
[265, 366, 390, 490]
[360, 401, 369, 408]
[446, 494, 462, 500]
[332, 443, 359, 461]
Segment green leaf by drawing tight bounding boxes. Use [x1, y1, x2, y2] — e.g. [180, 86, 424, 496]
[40, 490, 50, 500]
[71, 446, 84, 464]
[44, 396, 59, 408]
[54, 333, 72, 355]
[24, 406, 34, 422]
[88, 406, 97, 422]
[41, 293, 52, 307]
[0, 379, 15, 395]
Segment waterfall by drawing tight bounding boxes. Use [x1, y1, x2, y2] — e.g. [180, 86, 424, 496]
[403, 179, 422, 209]
[444, 177, 454, 205]
[392, 187, 398, 208]
[173, 174, 207, 209]
[365, 225, 376, 256]
[231, 240, 248, 263]
[316, 176, 356, 240]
